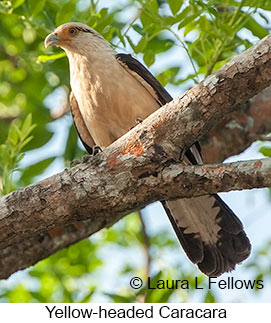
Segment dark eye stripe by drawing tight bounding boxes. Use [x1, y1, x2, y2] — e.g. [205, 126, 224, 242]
[75, 26, 95, 34]
[73, 26, 104, 40]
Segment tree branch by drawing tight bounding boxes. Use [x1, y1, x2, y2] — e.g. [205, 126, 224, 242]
[1, 34, 271, 279]
[1, 157, 270, 279]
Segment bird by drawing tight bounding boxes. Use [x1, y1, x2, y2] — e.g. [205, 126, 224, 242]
[45, 22, 251, 277]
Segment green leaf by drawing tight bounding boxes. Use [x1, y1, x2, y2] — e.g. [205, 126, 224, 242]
[105, 293, 136, 303]
[20, 135, 34, 150]
[12, 0, 25, 10]
[149, 0, 159, 13]
[116, 29, 126, 47]
[198, 15, 210, 33]
[254, 273, 263, 292]
[204, 290, 215, 302]
[56, 0, 76, 26]
[143, 50, 155, 67]
[37, 52, 66, 63]
[0, 113, 36, 194]
[7, 284, 33, 303]
[0, 144, 10, 166]
[80, 289, 95, 303]
[146, 36, 174, 54]
[155, 288, 175, 302]
[259, 146, 271, 157]
[29, 0, 46, 16]
[174, 6, 192, 26]
[178, 14, 199, 30]
[140, 1, 159, 28]
[241, 0, 271, 10]
[21, 114, 35, 139]
[156, 67, 180, 86]
[208, 6, 218, 17]
[134, 36, 148, 54]
[132, 24, 143, 35]
[140, 10, 152, 29]
[145, 271, 163, 302]
[184, 21, 197, 36]
[17, 153, 25, 163]
[8, 122, 19, 146]
[126, 36, 136, 51]
[244, 17, 268, 39]
[92, 8, 115, 35]
[168, 0, 183, 15]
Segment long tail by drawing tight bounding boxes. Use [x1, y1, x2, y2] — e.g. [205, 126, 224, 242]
[162, 194, 251, 277]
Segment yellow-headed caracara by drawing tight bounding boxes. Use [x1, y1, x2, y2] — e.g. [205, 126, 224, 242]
[45, 22, 251, 277]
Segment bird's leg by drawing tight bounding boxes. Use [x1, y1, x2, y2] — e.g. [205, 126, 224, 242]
[70, 146, 102, 166]
[93, 145, 103, 156]
[82, 145, 102, 163]
[136, 117, 143, 124]
[70, 159, 81, 167]
[130, 117, 143, 130]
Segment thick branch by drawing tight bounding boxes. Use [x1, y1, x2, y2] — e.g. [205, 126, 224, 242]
[1, 35, 271, 279]
[1, 157, 271, 279]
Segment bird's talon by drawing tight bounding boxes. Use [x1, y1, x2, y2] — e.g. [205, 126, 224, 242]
[82, 155, 92, 163]
[70, 159, 81, 167]
[130, 118, 143, 130]
[81, 146, 102, 162]
[93, 145, 102, 156]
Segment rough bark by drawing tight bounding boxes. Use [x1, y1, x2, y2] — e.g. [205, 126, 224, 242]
[1, 34, 271, 279]
[1, 158, 271, 279]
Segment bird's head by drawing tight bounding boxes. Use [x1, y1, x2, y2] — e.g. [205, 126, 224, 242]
[44, 22, 112, 54]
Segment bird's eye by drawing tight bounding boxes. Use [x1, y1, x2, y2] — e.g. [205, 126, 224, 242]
[69, 28, 76, 35]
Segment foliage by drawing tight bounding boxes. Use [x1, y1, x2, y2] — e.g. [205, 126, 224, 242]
[0, 0, 270, 303]
[0, 114, 35, 194]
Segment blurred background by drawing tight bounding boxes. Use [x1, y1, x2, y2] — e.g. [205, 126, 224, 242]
[0, 0, 270, 302]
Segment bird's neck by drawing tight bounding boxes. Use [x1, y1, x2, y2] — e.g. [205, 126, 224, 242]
[66, 49, 115, 81]
[66, 49, 118, 114]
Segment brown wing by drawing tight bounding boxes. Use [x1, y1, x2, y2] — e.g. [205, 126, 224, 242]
[116, 53, 251, 276]
[70, 92, 95, 154]
[116, 53, 172, 106]
[116, 53, 202, 162]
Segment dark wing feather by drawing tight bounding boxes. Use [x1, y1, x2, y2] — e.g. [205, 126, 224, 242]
[116, 53, 201, 164]
[70, 92, 95, 154]
[116, 53, 251, 277]
[116, 53, 172, 105]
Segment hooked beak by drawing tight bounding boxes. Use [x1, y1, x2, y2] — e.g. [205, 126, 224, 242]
[44, 34, 60, 48]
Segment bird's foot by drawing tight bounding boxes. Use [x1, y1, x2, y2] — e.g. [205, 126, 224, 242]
[70, 146, 102, 166]
[81, 146, 102, 163]
[81, 155, 92, 163]
[130, 118, 143, 130]
[70, 159, 81, 167]
[136, 117, 143, 124]
[93, 145, 102, 156]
